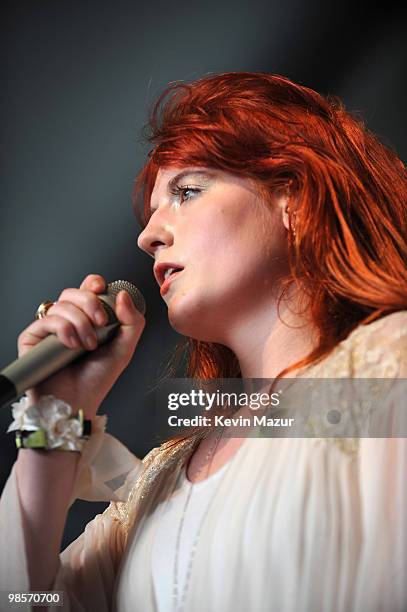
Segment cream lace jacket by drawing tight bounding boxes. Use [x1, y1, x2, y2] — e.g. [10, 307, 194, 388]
[0, 310, 406, 611]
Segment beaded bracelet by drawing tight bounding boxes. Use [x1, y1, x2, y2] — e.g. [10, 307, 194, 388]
[7, 395, 92, 452]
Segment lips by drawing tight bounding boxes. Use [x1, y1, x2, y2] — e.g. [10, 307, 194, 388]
[160, 269, 184, 296]
[154, 262, 184, 288]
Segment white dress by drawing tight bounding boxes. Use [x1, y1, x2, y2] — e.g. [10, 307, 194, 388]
[0, 310, 406, 612]
[133, 462, 229, 612]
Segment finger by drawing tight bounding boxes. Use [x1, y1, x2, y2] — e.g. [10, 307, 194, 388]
[45, 301, 100, 349]
[57, 289, 107, 328]
[115, 290, 146, 327]
[18, 315, 84, 356]
[106, 291, 145, 362]
[79, 274, 106, 293]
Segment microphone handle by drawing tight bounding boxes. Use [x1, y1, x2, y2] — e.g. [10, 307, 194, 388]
[0, 321, 120, 408]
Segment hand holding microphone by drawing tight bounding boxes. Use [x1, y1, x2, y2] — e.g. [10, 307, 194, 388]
[1, 274, 146, 420]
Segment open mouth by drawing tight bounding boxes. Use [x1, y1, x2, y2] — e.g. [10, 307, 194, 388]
[154, 262, 185, 292]
[163, 266, 184, 282]
[161, 268, 183, 294]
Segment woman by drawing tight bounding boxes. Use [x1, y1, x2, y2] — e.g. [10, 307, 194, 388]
[0, 72, 406, 611]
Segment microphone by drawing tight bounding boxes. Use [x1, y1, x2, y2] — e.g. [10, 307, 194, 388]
[0, 280, 146, 408]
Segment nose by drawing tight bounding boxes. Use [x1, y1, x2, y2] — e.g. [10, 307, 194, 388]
[137, 213, 174, 259]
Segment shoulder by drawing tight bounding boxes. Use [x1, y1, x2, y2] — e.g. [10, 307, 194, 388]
[346, 310, 407, 378]
[303, 311, 407, 455]
[347, 309, 407, 344]
[307, 310, 407, 378]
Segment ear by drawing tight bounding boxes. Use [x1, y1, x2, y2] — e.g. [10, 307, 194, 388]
[277, 193, 291, 232]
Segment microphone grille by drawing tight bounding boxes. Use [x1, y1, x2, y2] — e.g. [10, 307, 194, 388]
[107, 280, 146, 316]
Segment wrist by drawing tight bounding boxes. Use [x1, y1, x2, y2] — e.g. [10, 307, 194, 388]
[7, 395, 93, 452]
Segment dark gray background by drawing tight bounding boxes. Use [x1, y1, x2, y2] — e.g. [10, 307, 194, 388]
[1, 0, 406, 549]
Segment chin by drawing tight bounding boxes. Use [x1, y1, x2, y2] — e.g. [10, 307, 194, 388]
[166, 291, 223, 343]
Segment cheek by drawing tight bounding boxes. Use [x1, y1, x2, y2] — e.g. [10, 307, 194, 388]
[180, 201, 287, 289]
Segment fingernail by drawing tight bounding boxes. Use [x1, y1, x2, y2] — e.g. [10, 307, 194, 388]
[68, 334, 78, 347]
[95, 310, 105, 325]
[85, 335, 96, 349]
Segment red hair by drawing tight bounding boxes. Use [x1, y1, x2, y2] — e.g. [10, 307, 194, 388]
[132, 72, 407, 440]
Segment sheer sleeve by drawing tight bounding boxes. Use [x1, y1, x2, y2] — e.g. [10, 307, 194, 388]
[68, 415, 143, 505]
[0, 414, 156, 611]
[50, 496, 130, 611]
[351, 311, 407, 611]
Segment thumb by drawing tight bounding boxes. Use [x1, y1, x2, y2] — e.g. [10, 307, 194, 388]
[109, 290, 146, 360]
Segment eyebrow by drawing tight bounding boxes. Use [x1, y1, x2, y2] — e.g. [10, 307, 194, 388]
[150, 169, 216, 212]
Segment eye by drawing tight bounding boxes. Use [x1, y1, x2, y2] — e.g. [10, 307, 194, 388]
[170, 184, 202, 204]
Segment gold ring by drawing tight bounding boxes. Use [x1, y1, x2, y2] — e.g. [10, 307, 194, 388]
[35, 301, 55, 320]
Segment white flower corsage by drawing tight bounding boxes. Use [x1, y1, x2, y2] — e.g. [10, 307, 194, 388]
[7, 395, 91, 451]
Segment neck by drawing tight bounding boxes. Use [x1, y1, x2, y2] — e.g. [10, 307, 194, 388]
[225, 285, 319, 382]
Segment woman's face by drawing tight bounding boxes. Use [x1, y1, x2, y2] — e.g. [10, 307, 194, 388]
[137, 166, 290, 343]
